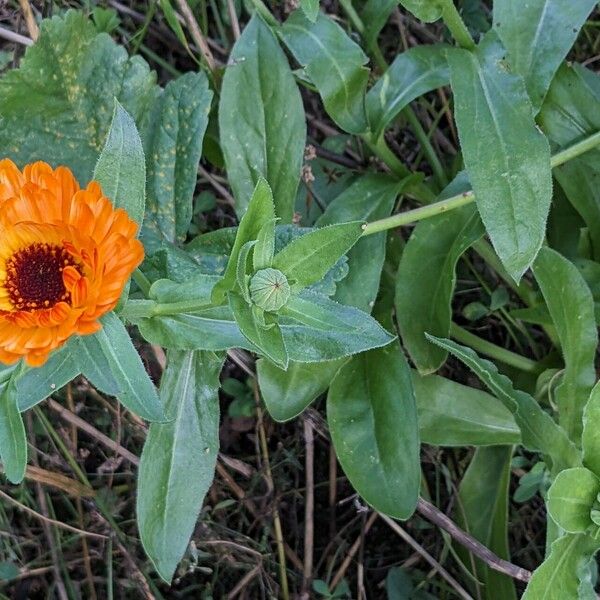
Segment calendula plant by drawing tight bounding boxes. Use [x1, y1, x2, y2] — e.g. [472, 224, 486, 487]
[2, 0, 600, 597]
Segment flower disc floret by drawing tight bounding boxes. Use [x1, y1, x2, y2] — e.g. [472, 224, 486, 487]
[249, 268, 290, 312]
[0, 159, 144, 366]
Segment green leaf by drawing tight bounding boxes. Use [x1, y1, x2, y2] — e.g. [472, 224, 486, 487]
[280, 11, 369, 134]
[77, 313, 166, 422]
[493, 0, 597, 111]
[272, 222, 363, 290]
[327, 342, 420, 519]
[396, 176, 484, 373]
[425, 335, 581, 474]
[229, 293, 288, 368]
[0, 372, 26, 484]
[300, 0, 319, 22]
[143, 72, 213, 241]
[253, 219, 277, 271]
[522, 534, 599, 600]
[93, 100, 145, 226]
[236, 241, 256, 303]
[360, 0, 399, 51]
[257, 358, 345, 422]
[281, 292, 395, 361]
[582, 381, 600, 479]
[547, 468, 600, 534]
[212, 178, 275, 303]
[159, 0, 190, 51]
[16, 340, 80, 412]
[397, 0, 444, 22]
[366, 45, 450, 139]
[137, 350, 224, 582]
[413, 372, 520, 446]
[447, 32, 552, 281]
[455, 446, 517, 600]
[317, 174, 403, 312]
[219, 15, 306, 221]
[0, 10, 157, 184]
[532, 247, 597, 442]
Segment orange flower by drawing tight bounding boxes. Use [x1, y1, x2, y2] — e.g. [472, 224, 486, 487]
[0, 160, 144, 367]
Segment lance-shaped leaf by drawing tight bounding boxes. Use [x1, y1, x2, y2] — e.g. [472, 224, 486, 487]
[212, 178, 275, 303]
[229, 293, 288, 369]
[94, 101, 145, 226]
[77, 313, 166, 422]
[413, 373, 520, 446]
[272, 222, 363, 290]
[448, 32, 552, 281]
[300, 0, 319, 22]
[137, 350, 224, 582]
[281, 291, 394, 361]
[360, 0, 399, 51]
[143, 72, 213, 241]
[219, 15, 305, 221]
[280, 11, 369, 134]
[455, 446, 517, 600]
[396, 173, 484, 373]
[16, 340, 80, 412]
[547, 468, 600, 534]
[257, 358, 345, 422]
[327, 342, 420, 519]
[0, 10, 158, 184]
[522, 534, 600, 599]
[493, 0, 597, 111]
[366, 45, 450, 139]
[532, 247, 597, 442]
[426, 335, 580, 474]
[0, 370, 26, 484]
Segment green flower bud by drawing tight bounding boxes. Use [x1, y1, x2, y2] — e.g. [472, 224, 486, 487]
[249, 268, 290, 312]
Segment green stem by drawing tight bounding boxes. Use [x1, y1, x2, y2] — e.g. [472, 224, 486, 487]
[449, 323, 540, 373]
[133, 269, 152, 298]
[441, 1, 475, 50]
[363, 130, 600, 236]
[362, 190, 473, 235]
[338, 0, 364, 34]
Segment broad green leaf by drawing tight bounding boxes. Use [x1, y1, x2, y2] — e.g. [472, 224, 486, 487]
[539, 63, 600, 147]
[229, 293, 288, 368]
[425, 335, 580, 474]
[300, 0, 319, 22]
[138, 350, 224, 582]
[582, 381, 600, 478]
[456, 446, 517, 600]
[280, 11, 369, 134]
[143, 72, 213, 241]
[93, 101, 145, 226]
[547, 468, 600, 534]
[522, 533, 599, 600]
[366, 45, 450, 139]
[396, 180, 484, 373]
[327, 342, 420, 519]
[317, 174, 403, 312]
[360, 0, 399, 51]
[16, 340, 80, 412]
[493, 0, 596, 111]
[212, 178, 275, 303]
[397, 0, 444, 22]
[257, 358, 345, 422]
[447, 31, 552, 281]
[413, 373, 520, 446]
[253, 219, 277, 271]
[281, 292, 395, 361]
[272, 222, 363, 290]
[219, 15, 305, 221]
[0, 372, 26, 484]
[77, 313, 166, 422]
[0, 10, 157, 184]
[532, 247, 597, 442]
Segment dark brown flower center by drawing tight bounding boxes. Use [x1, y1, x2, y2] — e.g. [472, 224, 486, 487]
[5, 243, 81, 310]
